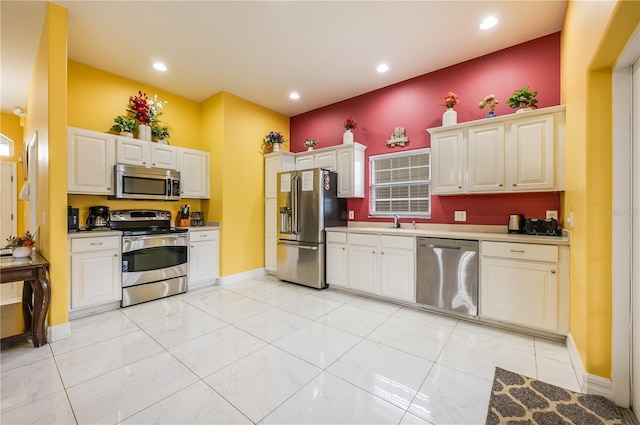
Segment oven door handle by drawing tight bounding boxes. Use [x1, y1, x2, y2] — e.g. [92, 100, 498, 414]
[122, 234, 188, 252]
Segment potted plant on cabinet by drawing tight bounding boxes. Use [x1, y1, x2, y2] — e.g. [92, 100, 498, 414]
[112, 116, 137, 137]
[152, 126, 171, 144]
[263, 131, 286, 152]
[507, 86, 539, 113]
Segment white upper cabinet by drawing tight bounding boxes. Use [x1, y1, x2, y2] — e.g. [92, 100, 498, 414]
[116, 137, 177, 170]
[335, 143, 366, 198]
[265, 152, 296, 199]
[430, 130, 465, 194]
[177, 148, 210, 199]
[295, 150, 337, 171]
[508, 114, 555, 191]
[428, 105, 565, 195]
[68, 127, 116, 195]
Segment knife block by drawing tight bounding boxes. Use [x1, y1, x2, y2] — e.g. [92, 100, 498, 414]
[176, 218, 189, 227]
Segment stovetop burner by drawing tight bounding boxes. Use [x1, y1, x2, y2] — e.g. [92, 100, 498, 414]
[109, 209, 184, 236]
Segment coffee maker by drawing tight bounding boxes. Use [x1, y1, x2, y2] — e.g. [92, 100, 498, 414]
[87, 206, 110, 230]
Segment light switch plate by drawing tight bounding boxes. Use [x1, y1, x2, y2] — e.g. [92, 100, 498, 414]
[546, 210, 558, 220]
[454, 211, 466, 222]
[348, 210, 354, 220]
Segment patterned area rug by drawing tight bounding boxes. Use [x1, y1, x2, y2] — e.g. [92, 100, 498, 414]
[486, 367, 633, 425]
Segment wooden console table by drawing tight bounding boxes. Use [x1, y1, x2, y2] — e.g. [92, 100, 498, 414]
[0, 253, 50, 347]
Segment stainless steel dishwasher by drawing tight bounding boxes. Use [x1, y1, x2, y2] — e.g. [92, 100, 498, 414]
[416, 237, 479, 316]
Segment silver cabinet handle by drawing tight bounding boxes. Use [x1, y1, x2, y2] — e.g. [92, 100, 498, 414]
[200, 234, 208, 238]
[510, 249, 525, 253]
[90, 242, 103, 246]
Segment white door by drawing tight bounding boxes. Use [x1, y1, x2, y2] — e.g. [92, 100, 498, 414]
[0, 162, 17, 244]
[632, 56, 640, 421]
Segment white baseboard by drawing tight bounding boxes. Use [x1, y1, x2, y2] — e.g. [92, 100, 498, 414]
[47, 321, 70, 342]
[566, 332, 614, 399]
[219, 268, 267, 286]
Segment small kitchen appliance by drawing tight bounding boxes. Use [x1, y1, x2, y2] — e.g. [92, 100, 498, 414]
[68, 206, 79, 232]
[276, 168, 347, 289]
[112, 164, 181, 201]
[109, 209, 188, 307]
[86, 206, 110, 230]
[508, 214, 525, 234]
[524, 218, 561, 236]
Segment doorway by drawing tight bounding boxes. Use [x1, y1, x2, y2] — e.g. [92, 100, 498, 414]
[0, 161, 17, 244]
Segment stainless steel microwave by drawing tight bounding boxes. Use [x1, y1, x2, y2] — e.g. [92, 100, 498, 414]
[112, 164, 181, 201]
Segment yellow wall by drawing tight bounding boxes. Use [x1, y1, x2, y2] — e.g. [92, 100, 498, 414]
[562, 0, 639, 377]
[201, 91, 288, 276]
[23, 2, 69, 326]
[1, 113, 27, 234]
[66, 61, 203, 222]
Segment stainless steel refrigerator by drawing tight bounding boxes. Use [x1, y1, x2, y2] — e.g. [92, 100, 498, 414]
[277, 168, 347, 289]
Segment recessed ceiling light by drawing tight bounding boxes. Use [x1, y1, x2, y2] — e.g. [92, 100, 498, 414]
[289, 92, 300, 100]
[479, 17, 498, 30]
[377, 63, 389, 73]
[153, 62, 167, 71]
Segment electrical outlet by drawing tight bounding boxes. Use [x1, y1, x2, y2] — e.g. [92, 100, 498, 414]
[454, 211, 466, 222]
[348, 210, 354, 220]
[546, 210, 558, 220]
[567, 211, 574, 228]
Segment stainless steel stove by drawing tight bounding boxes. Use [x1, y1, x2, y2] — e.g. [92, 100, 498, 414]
[110, 210, 188, 307]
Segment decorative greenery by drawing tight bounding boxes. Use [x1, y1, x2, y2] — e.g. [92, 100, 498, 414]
[344, 117, 357, 130]
[152, 126, 171, 140]
[478, 94, 499, 112]
[263, 131, 286, 145]
[303, 138, 318, 148]
[506, 86, 538, 109]
[111, 115, 137, 133]
[440, 92, 459, 109]
[5, 231, 34, 249]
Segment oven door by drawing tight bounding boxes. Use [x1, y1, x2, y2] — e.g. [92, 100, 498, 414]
[122, 234, 188, 288]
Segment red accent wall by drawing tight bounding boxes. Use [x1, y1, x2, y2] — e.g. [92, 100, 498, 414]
[290, 33, 562, 225]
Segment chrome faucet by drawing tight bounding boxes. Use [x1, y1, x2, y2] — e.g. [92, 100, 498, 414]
[392, 214, 400, 228]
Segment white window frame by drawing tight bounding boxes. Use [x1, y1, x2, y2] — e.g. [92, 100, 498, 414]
[369, 148, 431, 218]
[0, 134, 14, 157]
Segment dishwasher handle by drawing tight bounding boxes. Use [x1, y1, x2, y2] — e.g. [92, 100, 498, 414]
[430, 244, 461, 250]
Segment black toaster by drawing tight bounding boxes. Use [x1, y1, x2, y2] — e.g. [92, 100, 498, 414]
[524, 218, 561, 236]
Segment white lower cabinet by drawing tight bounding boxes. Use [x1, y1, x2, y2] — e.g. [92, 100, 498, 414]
[326, 232, 348, 288]
[480, 241, 566, 334]
[188, 229, 220, 288]
[341, 232, 416, 302]
[69, 235, 121, 312]
[265, 199, 278, 273]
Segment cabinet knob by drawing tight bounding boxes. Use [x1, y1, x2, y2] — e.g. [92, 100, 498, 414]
[152, 163, 156, 166]
[191, 245, 194, 248]
[499, 183, 503, 187]
[114, 253, 118, 257]
[458, 185, 462, 189]
[372, 251, 376, 254]
[143, 162, 146, 165]
[342, 247, 345, 251]
[381, 251, 384, 255]
[512, 183, 517, 187]
[551, 269, 556, 274]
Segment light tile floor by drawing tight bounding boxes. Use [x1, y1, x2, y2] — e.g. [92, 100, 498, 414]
[0, 275, 580, 424]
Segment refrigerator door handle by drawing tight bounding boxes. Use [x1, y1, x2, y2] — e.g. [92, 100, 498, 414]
[292, 176, 300, 235]
[277, 241, 318, 250]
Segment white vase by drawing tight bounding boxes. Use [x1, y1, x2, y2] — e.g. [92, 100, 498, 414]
[516, 107, 533, 114]
[120, 131, 133, 138]
[343, 129, 354, 144]
[307, 147, 313, 151]
[12, 246, 32, 258]
[138, 124, 152, 141]
[442, 108, 457, 126]
[272, 143, 281, 152]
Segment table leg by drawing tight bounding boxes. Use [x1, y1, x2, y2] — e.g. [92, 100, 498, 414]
[30, 269, 50, 347]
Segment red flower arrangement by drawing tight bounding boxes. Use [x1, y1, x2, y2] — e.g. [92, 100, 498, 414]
[344, 117, 357, 130]
[128, 91, 151, 125]
[440, 92, 460, 109]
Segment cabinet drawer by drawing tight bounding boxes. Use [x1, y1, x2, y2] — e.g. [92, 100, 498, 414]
[482, 241, 558, 262]
[349, 233, 378, 246]
[380, 235, 414, 250]
[326, 232, 347, 244]
[189, 230, 219, 242]
[72, 236, 121, 253]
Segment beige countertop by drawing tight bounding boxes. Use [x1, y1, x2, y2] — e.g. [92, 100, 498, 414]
[326, 223, 569, 246]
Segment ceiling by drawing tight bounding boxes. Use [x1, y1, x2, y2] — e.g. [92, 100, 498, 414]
[1, 1, 567, 118]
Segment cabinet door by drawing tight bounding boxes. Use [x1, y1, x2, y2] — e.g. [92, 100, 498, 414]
[265, 156, 282, 199]
[480, 257, 558, 332]
[379, 247, 415, 302]
[326, 242, 348, 288]
[179, 148, 210, 198]
[295, 154, 314, 170]
[150, 144, 177, 169]
[116, 137, 149, 167]
[68, 127, 116, 195]
[508, 114, 555, 191]
[430, 130, 465, 194]
[348, 244, 378, 294]
[189, 232, 219, 286]
[467, 124, 505, 192]
[315, 151, 336, 171]
[265, 198, 278, 273]
[70, 249, 121, 310]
